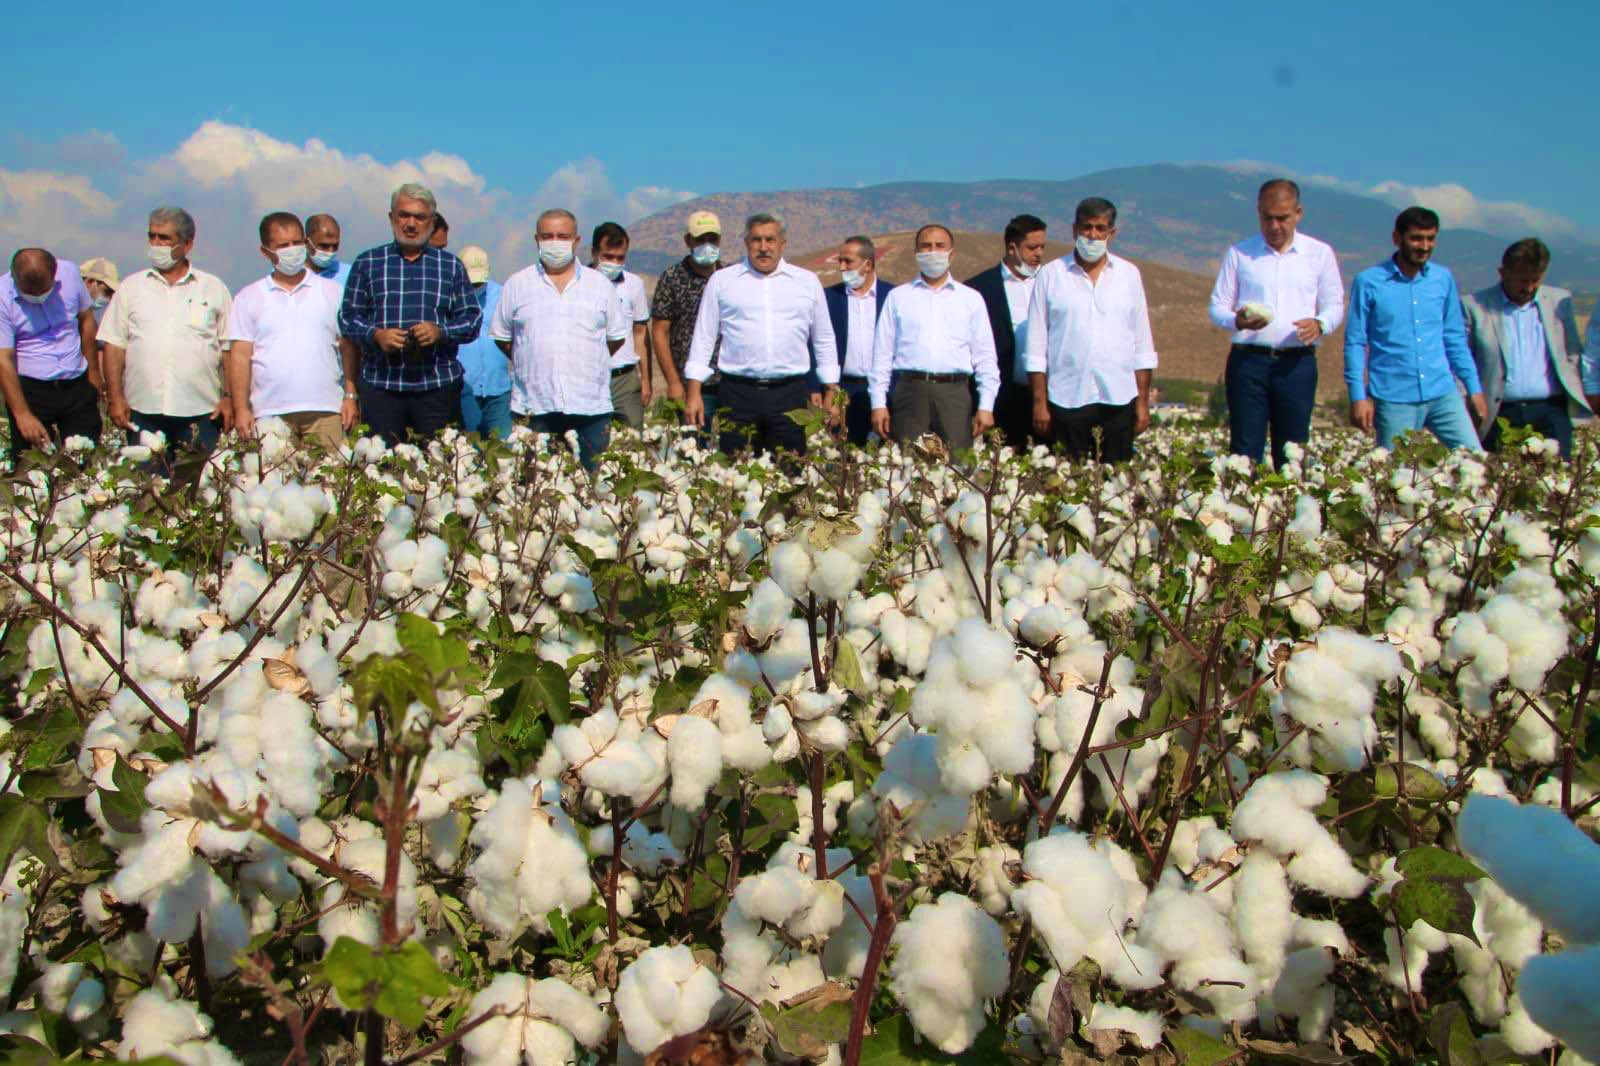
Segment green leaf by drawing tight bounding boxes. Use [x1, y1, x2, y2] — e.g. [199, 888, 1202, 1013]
[858, 1012, 1007, 1064]
[832, 638, 867, 699]
[1210, 537, 1253, 564]
[759, 982, 853, 1059]
[19, 709, 79, 770]
[1428, 1002, 1484, 1066]
[353, 652, 439, 720]
[1169, 1025, 1239, 1066]
[321, 937, 448, 1028]
[1395, 846, 1486, 883]
[396, 613, 469, 679]
[1374, 763, 1448, 803]
[1392, 876, 1479, 944]
[0, 794, 61, 873]
[652, 666, 710, 716]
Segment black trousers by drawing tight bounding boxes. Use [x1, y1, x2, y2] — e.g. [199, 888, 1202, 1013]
[718, 376, 811, 456]
[994, 381, 1035, 450]
[1049, 400, 1136, 463]
[360, 380, 462, 446]
[1486, 397, 1574, 458]
[6, 373, 102, 466]
[838, 376, 873, 446]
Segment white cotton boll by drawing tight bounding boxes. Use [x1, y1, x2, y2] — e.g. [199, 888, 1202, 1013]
[1287, 495, 1322, 544]
[1232, 773, 1368, 898]
[1233, 851, 1294, 985]
[1087, 1003, 1164, 1050]
[615, 944, 721, 1055]
[1138, 880, 1258, 1022]
[258, 692, 327, 817]
[117, 987, 241, 1066]
[889, 893, 1007, 1055]
[950, 618, 1016, 690]
[1458, 794, 1600, 946]
[621, 823, 683, 875]
[809, 548, 864, 602]
[770, 540, 814, 599]
[1, 863, 33, 1003]
[1271, 947, 1337, 1042]
[743, 579, 793, 642]
[667, 715, 724, 811]
[973, 844, 1019, 916]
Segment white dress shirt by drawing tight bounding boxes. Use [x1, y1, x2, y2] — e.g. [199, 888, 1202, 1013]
[226, 273, 345, 417]
[490, 262, 628, 417]
[97, 266, 233, 418]
[1024, 253, 1158, 409]
[869, 276, 1000, 411]
[1000, 261, 1036, 384]
[842, 282, 877, 379]
[608, 270, 651, 370]
[685, 260, 839, 384]
[1207, 232, 1345, 348]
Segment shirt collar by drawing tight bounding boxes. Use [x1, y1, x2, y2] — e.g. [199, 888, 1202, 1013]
[1501, 286, 1540, 312]
[742, 258, 792, 279]
[265, 271, 316, 293]
[537, 261, 585, 284]
[910, 273, 955, 291]
[1000, 260, 1028, 283]
[146, 267, 196, 286]
[845, 275, 877, 297]
[1067, 254, 1117, 277]
[1386, 255, 1429, 280]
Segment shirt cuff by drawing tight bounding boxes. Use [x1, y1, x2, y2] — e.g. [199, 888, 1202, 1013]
[1347, 383, 1368, 403]
[685, 363, 712, 383]
[1134, 352, 1158, 371]
[870, 389, 888, 409]
[1023, 352, 1046, 374]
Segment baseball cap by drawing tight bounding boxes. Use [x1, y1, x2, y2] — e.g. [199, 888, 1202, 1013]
[80, 257, 120, 291]
[686, 211, 722, 239]
[459, 245, 490, 284]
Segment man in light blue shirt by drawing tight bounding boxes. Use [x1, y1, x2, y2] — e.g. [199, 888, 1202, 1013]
[1344, 206, 1485, 451]
[454, 245, 511, 438]
[305, 214, 353, 289]
[1463, 238, 1591, 457]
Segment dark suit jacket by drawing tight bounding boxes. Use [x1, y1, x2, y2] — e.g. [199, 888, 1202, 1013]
[811, 277, 895, 384]
[965, 264, 1020, 386]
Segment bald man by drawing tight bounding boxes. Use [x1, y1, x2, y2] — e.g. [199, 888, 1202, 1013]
[1, 248, 102, 463]
[305, 213, 353, 288]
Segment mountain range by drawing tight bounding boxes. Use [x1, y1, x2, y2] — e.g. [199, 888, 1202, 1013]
[625, 164, 1600, 297]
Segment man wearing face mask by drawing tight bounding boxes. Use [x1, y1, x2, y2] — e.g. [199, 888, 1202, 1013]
[1, 248, 102, 463]
[684, 212, 839, 456]
[99, 206, 234, 460]
[651, 211, 730, 427]
[590, 222, 653, 429]
[868, 225, 998, 450]
[1024, 198, 1157, 464]
[454, 245, 512, 439]
[966, 214, 1047, 448]
[338, 183, 481, 445]
[305, 215, 352, 289]
[820, 235, 894, 445]
[491, 209, 628, 470]
[225, 212, 360, 451]
[79, 257, 118, 381]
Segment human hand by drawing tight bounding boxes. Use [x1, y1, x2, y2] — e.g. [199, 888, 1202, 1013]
[13, 411, 48, 447]
[374, 328, 410, 355]
[666, 380, 685, 403]
[341, 397, 360, 431]
[108, 394, 133, 431]
[871, 407, 891, 439]
[1134, 398, 1151, 435]
[212, 398, 234, 433]
[972, 409, 995, 437]
[1293, 318, 1324, 344]
[684, 395, 705, 428]
[409, 322, 442, 348]
[1350, 399, 1375, 431]
[234, 409, 257, 438]
[1235, 308, 1270, 331]
[1032, 402, 1052, 439]
[1468, 392, 1487, 421]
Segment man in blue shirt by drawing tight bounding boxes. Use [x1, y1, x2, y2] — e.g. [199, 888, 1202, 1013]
[338, 183, 481, 445]
[454, 245, 511, 439]
[305, 214, 353, 289]
[1344, 206, 1485, 451]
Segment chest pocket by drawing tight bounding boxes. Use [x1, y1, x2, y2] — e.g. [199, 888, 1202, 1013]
[186, 298, 219, 334]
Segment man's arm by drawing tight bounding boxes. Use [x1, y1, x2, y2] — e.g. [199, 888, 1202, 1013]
[1131, 276, 1158, 434]
[226, 341, 256, 435]
[76, 309, 101, 390]
[970, 296, 1001, 413]
[1581, 311, 1600, 413]
[438, 260, 484, 344]
[337, 256, 377, 344]
[682, 273, 721, 385]
[1343, 277, 1375, 429]
[338, 337, 361, 430]
[1314, 245, 1346, 336]
[0, 348, 47, 446]
[101, 343, 132, 430]
[1442, 275, 1482, 396]
[604, 286, 629, 358]
[1206, 246, 1241, 331]
[651, 319, 682, 398]
[1024, 271, 1053, 436]
[808, 281, 840, 389]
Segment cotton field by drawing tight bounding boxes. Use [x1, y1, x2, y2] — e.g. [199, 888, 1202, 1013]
[1, 417, 1598, 1065]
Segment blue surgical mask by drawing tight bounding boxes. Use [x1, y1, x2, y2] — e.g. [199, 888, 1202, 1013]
[691, 244, 720, 266]
[1075, 236, 1108, 263]
[597, 261, 624, 281]
[539, 240, 575, 269]
[17, 288, 52, 305]
[841, 269, 868, 290]
[93, 296, 110, 311]
[310, 248, 338, 270]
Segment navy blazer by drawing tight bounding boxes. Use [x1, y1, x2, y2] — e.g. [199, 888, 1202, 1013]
[965, 264, 1018, 387]
[810, 277, 896, 385]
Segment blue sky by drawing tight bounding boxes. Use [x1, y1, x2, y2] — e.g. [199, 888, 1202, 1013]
[3, 0, 1595, 285]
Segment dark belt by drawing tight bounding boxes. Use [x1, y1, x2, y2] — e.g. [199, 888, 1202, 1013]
[21, 372, 89, 390]
[1501, 396, 1562, 408]
[611, 364, 637, 377]
[839, 374, 869, 385]
[1233, 343, 1314, 358]
[719, 373, 807, 389]
[897, 370, 971, 383]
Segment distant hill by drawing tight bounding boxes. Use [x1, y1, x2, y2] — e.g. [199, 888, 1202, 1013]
[792, 231, 1346, 400]
[629, 164, 1600, 296]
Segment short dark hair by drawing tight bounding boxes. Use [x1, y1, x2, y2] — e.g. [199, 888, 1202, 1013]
[592, 221, 629, 252]
[915, 223, 953, 246]
[1074, 197, 1117, 227]
[305, 213, 339, 239]
[1258, 178, 1301, 204]
[1004, 214, 1047, 246]
[258, 211, 303, 246]
[1502, 237, 1551, 273]
[434, 213, 449, 233]
[842, 235, 876, 263]
[10, 248, 55, 282]
[1394, 206, 1440, 235]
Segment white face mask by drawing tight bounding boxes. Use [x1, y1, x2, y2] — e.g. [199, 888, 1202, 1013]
[272, 245, 308, 276]
[596, 261, 624, 280]
[915, 251, 950, 279]
[310, 247, 337, 269]
[841, 269, 870, 290]
[1075, 236, 1108, 263]
[539, 240, 575, 269]
[17, 287, 52, 305]
[691, 243, 720, 266]
[1014, 260, 1038, 279]
[148, 244, 181, 270]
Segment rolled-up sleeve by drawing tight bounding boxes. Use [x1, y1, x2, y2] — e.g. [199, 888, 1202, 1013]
[1207, 247, 1240, 331]
[683, 271, 722, 383]
[605, 284, 629, 342]
[97, 289, 130, 348]
[1315, 246, 1346, 335]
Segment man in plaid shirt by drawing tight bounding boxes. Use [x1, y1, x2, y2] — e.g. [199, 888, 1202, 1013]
[338, 183, 481, 444]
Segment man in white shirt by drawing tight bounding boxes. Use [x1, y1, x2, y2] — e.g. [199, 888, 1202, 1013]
[1024, 197, 1157, 463]
[821, 235, 894, 445]
[870, 225, 999, 450]
[966, 214, 1047, 447]
[590, 221, 654, 429]
[1208, 179, 1345, 467]
[226, 212, 360, 452]
[490, 208, 628, 470]
[98, 206, 233, 466]
[684, 212, 839, 456]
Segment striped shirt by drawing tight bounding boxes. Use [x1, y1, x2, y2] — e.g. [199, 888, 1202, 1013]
[338, 243, 481, 391]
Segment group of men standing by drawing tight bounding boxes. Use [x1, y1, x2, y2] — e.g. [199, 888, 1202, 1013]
[1, 176, 1594, 472]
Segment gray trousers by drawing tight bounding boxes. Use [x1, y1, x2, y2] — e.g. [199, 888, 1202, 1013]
[890, 375, 974, 450]
[610, 365, 643, 429]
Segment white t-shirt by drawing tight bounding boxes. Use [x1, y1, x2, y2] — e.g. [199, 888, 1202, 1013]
[226, 273, 345, 416]
[489, 262, 628, 416]
[609, 270, 651, 369]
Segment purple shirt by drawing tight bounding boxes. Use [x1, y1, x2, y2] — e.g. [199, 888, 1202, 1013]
[0, 260, 93, 380]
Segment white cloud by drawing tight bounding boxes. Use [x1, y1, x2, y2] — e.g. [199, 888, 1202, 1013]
[0, 123, 691, 289]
